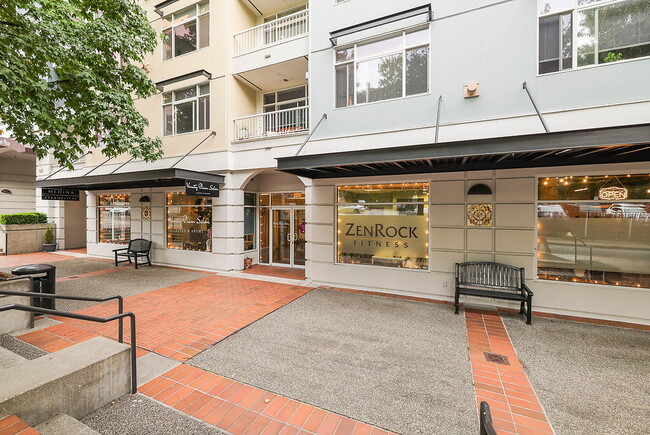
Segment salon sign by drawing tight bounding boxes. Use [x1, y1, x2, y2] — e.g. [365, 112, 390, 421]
[185, 179, 220, 197]
[338, 214, 428, 260]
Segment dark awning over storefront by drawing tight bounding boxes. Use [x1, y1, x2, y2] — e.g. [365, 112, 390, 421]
[277, 123, 650, 179]
[35, 168, 225, 191]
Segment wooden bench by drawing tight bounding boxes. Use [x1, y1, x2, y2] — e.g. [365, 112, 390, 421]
[455, 261, 533, 324]
[113, 239, 152, 269]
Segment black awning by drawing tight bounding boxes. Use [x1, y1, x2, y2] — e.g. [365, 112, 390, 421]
[277, 123, 650, 179]
[35, 168, 225, 191]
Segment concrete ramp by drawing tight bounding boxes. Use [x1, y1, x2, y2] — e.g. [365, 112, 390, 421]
[0, 336, 131, 426]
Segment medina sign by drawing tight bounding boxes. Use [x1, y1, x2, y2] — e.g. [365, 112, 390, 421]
[42, 188, 80, 201]
[185, 179, 220, 197]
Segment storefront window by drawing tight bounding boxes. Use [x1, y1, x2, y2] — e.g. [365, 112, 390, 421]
[244, 193, 256, 251]
[537, 174, 650, 288]
[166, 192, 212, 252]
[337, 183, 429, 269]
[98, 194, 131, 244]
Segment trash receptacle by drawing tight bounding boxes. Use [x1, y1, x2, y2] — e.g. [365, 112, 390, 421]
[10, 264, 56, 310]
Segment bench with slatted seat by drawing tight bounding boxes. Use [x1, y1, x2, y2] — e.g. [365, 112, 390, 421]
[113, 238, 152, 269]
[455, 261, 533, 324]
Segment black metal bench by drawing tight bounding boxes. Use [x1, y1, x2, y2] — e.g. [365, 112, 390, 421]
[455, 261, 533, 324]
[113, 238, 152, 269]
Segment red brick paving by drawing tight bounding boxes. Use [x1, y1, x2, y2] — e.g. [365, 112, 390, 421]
[19, 274, 309, 362]
[243, 265, 306, 281]
[0, 252, 72, 269]
[0, 415, 38, 435]
[465, 309, 554, 435]
[141, 365, 392, 435]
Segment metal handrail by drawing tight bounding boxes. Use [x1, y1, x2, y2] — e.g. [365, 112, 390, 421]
[0, 304, 138, 394]
[479, 401, 497, 435]
[0, 288, 125, 343]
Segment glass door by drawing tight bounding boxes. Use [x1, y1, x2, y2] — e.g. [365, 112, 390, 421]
[272, 209, 291, 265]
[293, 208, 306, 266]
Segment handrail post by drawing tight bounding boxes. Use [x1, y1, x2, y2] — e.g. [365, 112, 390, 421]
[117, 296, 124, 343]
[128, 313, 137, 394]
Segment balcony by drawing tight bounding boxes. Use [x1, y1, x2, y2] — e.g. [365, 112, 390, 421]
[234, 106, 309, 141]
[234, 9, 309, 56]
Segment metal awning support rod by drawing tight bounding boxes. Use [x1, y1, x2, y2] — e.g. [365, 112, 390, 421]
[42, 151, 92, 180]
[523, 81, 550, 133]
[435, 95, 443, 143]
[84, 155, 115, 176]
[171, 131, 216, 168]
[295, 113, 327, 156]
[110, 157, 135, 174]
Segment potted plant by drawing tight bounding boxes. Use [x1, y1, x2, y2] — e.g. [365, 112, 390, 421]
[43, 225, 56, 252]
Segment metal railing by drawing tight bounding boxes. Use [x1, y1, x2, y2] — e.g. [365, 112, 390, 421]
[234, 106, 309, 141]
[0, 304, 137, 393]
[479, 401, 497, 435]
[234, 9, 309, 55]
[0, 287, 125, 342]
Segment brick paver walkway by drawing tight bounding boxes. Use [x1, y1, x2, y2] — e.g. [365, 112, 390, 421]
[0, 415, 37, 435]
[465, 309, 554, 434]
[19, 275, 309, 362]
[141, 365, 392, 435]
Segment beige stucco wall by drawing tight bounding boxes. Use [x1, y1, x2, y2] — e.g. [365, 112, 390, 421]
[0, 156, 36, 215]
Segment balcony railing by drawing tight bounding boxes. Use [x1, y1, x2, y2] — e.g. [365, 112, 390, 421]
[234, 106, 309, 141]
[234, 9, 309, 55]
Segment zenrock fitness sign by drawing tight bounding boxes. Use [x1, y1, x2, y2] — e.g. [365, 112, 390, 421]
[338, 214, 427, 261]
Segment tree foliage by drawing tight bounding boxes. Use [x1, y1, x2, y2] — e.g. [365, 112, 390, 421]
[0, 0, 162, 168]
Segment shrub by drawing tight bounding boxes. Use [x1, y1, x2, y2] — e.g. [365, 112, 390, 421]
[44, 226, 56, 244]
[0, 212, 48, 225]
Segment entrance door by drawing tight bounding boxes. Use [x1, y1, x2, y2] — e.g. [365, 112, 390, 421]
[271, 207, 305, 267]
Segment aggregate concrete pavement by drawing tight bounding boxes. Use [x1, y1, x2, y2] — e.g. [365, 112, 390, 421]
[81, 394, 227, 435]
[54, 267, 209, 312]
[0, 334, 47, 360]
[190, 288, 477, 435]
[502, 314, 650, 435]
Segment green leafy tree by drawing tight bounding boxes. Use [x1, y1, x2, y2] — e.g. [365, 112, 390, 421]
[0, 0, 163, 168]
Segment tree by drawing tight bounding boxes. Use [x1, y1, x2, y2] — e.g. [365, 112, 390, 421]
[0, 0, 162, 168]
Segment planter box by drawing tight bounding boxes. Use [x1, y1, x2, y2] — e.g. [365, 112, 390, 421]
[0, 224, 50, 255]
[0, 277, 32, 334]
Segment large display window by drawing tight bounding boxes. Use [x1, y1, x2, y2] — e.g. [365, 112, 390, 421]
[98, 194, 131, 244]
[166, 192, 212, 252]
[537, 174, 650, 288]
[337, 183, 429, 269]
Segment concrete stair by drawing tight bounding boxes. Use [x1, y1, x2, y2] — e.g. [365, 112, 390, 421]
[0, 336, 132, 427]
[36, 413, 101, 435]
[0, 345, 25, 369]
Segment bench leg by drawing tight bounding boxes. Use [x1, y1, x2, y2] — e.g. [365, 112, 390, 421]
[526, 294, 533, 325]
[520, 301, 525, 314]
[146, 254, 151, 267]
[134, 255, 138, 269]
[114, 252, 118, 266]
[454, 289, 460, 315]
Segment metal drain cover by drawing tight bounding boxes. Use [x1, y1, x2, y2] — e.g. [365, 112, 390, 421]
[484, 352, 510, 365]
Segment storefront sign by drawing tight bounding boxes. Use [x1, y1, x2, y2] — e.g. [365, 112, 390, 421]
[338, 214, 428, 266]
[185, 179, 220, 197]
[598, 186, 627, 200]
[42, 188, 80, 201]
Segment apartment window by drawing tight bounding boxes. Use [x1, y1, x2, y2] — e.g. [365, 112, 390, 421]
[537, 174, 650, 288]
[263, 4, 307, 22]
[163, 1, 210, 60]
[244, 193, 256, 251]
[162, 84, 210, 136]
[538, 0, 650, 74]
[337, 183, 429, 269]
[98, 194, 131, 244]
[166, 192, 212, 252]
[335, 27, 430, 108]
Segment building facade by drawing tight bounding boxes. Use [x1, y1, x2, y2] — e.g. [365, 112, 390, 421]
[36, 0, 650, 324]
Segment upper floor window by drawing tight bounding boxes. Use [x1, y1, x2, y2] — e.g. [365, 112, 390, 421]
[335, 27, 430, 108]
[538, 0, 650, 74]
[163, 1, 210, 60]
[162, 84, 210, 136]
[263, 4, 307, 23]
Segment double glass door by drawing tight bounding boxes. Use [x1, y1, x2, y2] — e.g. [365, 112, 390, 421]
[271, 208, 305, 267]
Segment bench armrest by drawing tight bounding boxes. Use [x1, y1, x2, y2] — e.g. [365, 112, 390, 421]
[112, 247, 128, 253]
[522, 284, 534, 296]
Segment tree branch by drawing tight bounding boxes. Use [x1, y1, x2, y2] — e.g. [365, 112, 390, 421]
[0, 20, 21, 27]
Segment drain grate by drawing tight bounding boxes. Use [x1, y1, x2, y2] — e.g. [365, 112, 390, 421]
[484, 352, 510, 365]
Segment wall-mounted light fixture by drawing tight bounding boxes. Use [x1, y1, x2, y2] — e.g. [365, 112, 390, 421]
[1, 189, 12, 194]
[467, 183, 492, 195]
[464, 82, 480, 98]
[139, 195, 151, 203]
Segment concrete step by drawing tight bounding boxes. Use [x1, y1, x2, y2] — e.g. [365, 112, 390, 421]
[0, 345, 26, 369]
[36, 413, 101, 435]
[0, 336, 132, 427]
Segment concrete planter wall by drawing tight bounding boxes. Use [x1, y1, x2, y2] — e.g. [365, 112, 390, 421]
[0, 277, 32, 334]
[0, 224, 49, 255]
